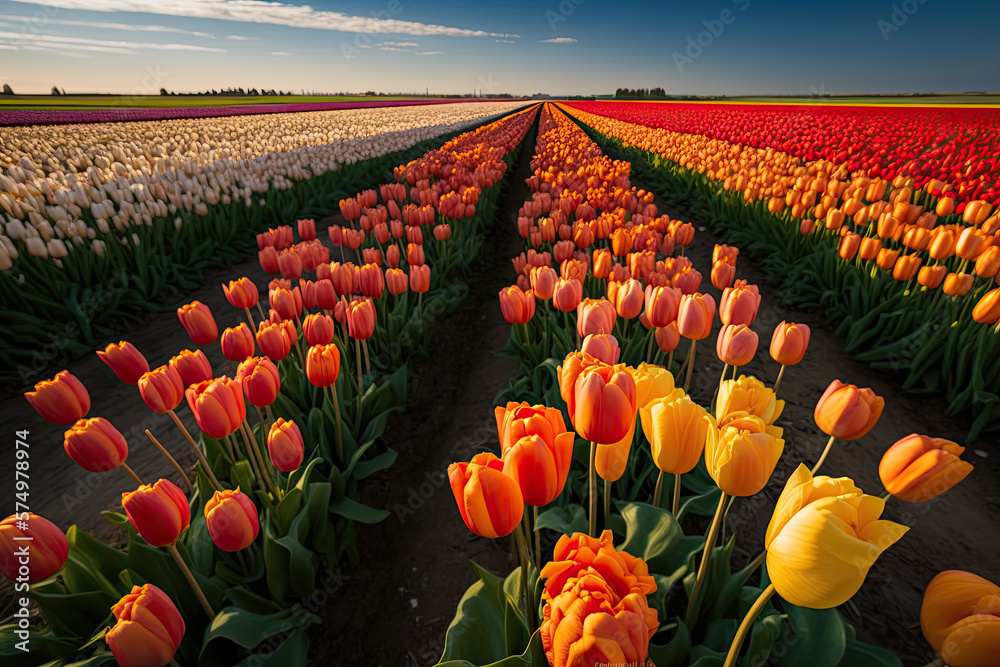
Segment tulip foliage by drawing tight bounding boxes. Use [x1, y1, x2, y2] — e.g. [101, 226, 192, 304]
[438, 104, 974, 667]
[561, 102, 1000, 440]
[1, 104, 541, 666]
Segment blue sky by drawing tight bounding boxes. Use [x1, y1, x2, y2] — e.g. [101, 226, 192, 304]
[1, 0, 997, 96]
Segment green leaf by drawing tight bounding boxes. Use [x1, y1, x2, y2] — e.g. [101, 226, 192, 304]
[328, 496, 390, 524]
[835, 639, 904, 667]
[648, 616, 692, 667]
[200, 606, 317, 658]
[439, 563, 508, 665]
[534, 504, 587, 536]
[615, 501, 686, 575]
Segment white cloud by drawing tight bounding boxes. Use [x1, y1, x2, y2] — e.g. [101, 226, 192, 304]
[540, 37, 577, 43]
[382, 41, 417, 47]
[496, 39, 515, 43]
[7, 0, 522, 37]
[416, 51, 442, 55]
[0, 30, 227, 52]
[378, 46, 409, 52]
[0, 14, 216, 37]
[270, 50, 289, 55]
[226, 34, 255, 40]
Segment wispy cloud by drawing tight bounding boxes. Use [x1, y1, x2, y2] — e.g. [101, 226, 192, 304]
[382, 41, 418, 47]
[378, 46, 409, 52]
[226, 34, 255, 40]
[416, 51, 442, 56]
[270, 51, 289, 56]
[0, 14, 215, 38]
[0, 30, 227, 53]
[7, 0, 522, 37]
[496, 39, 515, 44]
[540, 37, 577, 43]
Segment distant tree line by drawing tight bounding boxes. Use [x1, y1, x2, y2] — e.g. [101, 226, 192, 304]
[614, 87, 668, 99]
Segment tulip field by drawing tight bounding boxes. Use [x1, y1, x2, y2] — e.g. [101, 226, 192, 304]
[1, 97, 998, 667]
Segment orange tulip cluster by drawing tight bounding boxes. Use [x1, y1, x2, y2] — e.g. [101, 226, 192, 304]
[563, 104, 1000, 323]
[539, 531, 658, 667]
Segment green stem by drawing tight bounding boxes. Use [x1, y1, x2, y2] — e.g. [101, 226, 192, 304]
[604, 478, 611, 521]
[672, 473, 682, 516]
[588, 441, 597, 537]
[685, 491, 729, 628]
[329, 384, 344, 464]
[652, 469, 664, 508]
[165, 543, 216, 619]
[167, 409, 223, 491]
[773, 364, 787, 394]
[533, 505, 541, 571]
[354, 337, 365, 427]
[683, 338, 697, 392]
[513, 522, 535, 634]
[723, 584, 776, 667]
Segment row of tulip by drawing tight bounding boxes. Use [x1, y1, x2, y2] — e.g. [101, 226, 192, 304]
[566, 101, 1000, 206]
[435, 103, 989, 667]
[0, 102, 526, 387]
[0, 104, 541, 666]
[0, 98, 515, 127]
[560, 103, 1000, 441]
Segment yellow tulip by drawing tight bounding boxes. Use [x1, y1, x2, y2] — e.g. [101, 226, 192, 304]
[596, 419, 634, 483]
[704, 413, 784, 496]
[765, 463, 908, 609]
[716, 374, 784, 425]
[639, 388, 708, 475]
[629, 362, 675, 410]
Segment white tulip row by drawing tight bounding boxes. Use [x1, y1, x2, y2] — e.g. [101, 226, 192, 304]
[0, 102, 524, 269]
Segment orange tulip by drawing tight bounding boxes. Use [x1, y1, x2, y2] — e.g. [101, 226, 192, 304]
[716, 324, 758, 367]
[553, 277, 583, 312]
[975, 246, 1000, 279]
[592, 248, 612, 279]
[121, 479, 190, 547]
[204, 488, 259, 552]
[185, 377, 245, 439]
[770, 321, 811, 366]
[236, 357, 280, 407]
[879, 434, 973, 502]
[719, 280, 761, 328]
[267, 418, 305, 472]
[893, 254, 922, 281]
[677, 292, 715, 340]
[97, 341, 150, 385]
[302, 313, 335, 346]
[358, 263, 385, 299]
[876, 248, 899, 270]
[859, 237, 882, 261]
[710, 259, 736, 290]
[106, 584, 184, 667]
[385, 268, 407, 295]
[839, 233, 861, 261]
[63, 417, 128, 473]
[494, 402, 571, 456]
[814, 379, 884, 440]
[255, 321, 291, 361]
[346, 297, 376, 339]
[305, 343, 341, 387]
[572, 365, 636, 444]
[0, 513, 68, 583]
[655, 321, 681, 352]
[956, 227, 988, 261]
[972, 287, 1000, 324]
[499, 285, 536, 324]
[576, 298, 616, 337]
[921, 570, 1000, 667]
[25, 370, 90, 425]
[530, 266, 558, 300]
[409, 264, 430, 293]
[222, 277, 259, 310]
[448, 452, 523, 539]
[644, 285, 680, 327]
[502, 434, 574, 507]
[918, 265, 948, 289]
[580, 334, 620, 365]
[177, 300, 218, 346]
[929, 226, 958, 260]
[138, 365, 185, 414]
[169, 349, 212, 387]
[407, 242, 425, 267]
[608, 279, 644, 319]
[943, 272, 974, 297]
[221, 323, 256, 362]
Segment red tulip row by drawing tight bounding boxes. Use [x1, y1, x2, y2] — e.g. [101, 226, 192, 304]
[567, 100, 1000, 206]
[2, 104, 540, 667]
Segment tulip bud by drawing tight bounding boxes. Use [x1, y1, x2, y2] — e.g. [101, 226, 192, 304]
[255, 321, 291, 361]
[502, 434, 574, 507]
[705, 412, 784, 496]
[719, 280, 760, 327]
[499, 285, 536, 325]
[236, 356, 280, 407]
[222, 277, 259, 310]
[302, 313, 335, 346]
[63, 417, 128, 473]
[409, 264, 430, 293]
[97, 341, 149, 385]
[552, 277, 582, 312]
[572, 365, 636, 444]
[580, 334, 620, 365]
[205, 488, 259, 552]
[346, 297, 376, 339]
[677, 293, 716, 340]
[814, 379, 884, 440]
[770, 321, 810, 366]
[267, 418, 305, 472]
[138, 365, 185, 414]
[306, 344, 340, 387]
[448, 452, 524, 538]
[185, 377, 246, 439]
[106, 584, 184, 667]
[921, 570, 1000, 667]
[122, 479, 190, 547]
[655, 321, 681, 353]
[0, 513, 68, 583]
[25, 370, 90, 425]
[879, 434, 973, 502]
[716, 323, 758, 367]
[640, 388, 709, 474]
[221, 323, 256, 362]
[385, 268, 407, 295]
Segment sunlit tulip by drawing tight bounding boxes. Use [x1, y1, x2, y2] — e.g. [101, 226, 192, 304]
[185, 377, 245, 439]
[499, 285, 536, 324]
[943, 272, 974, 297]
[716, 374, 784, 425]
[552, 277, 583, 312]
[494, 402, 572, 456]
[918, 265, 948, 289]
[138, 365, 184, 414]
[448, 452, 524, 539]
[502, 434, 574, 507]
[302, 313, 335, 346]
[704, 413, 784, 496]
[267, 418, 305, 472]
[269, 286, 301, 321]
[921, 570, 1000, 667]
[236, 357, 280, 407]
[879, 434, 973, 502]
[580, 334, 620, 365]
[122, 479, 190, 547]
[25, 370, 90, 424]
[893, 254, 922, 281]
[204, 488, 259, 552]
[630, 361, 676, 409]
[677, 293, 715, 340]
[644, 285, 680, 327]
[105, 583, 185, 667]
[220, 323, 255, 362]
[972, 287, 1000, 324]
[655, 322, 680, 352]
[169, 349, 212, 388]
[0, 513, 68, 583]
[572, 365, 636, 444]
[63, 417, 128, 473]
[576, 298, 616, 337]
[608, 279, 643, 319]
[530, 266, 558, 300]
[716, 324, 758, 367]
[305, 344, 340, 387]
[346, 297, 376, 339]
[222, 277, 259, 310]
[177, 300, 218, 345]
[97, 341, 149, 385]
[255, 321, 291, 361]
[770, 321, 811, 366]
[640, 388, 709, 475]
[409, 264, 430, 293]
[711, 259, 736, 290]
[385, 268, 407, 295]
[297, 218, 316, 241]
[814, 379, 884, 440]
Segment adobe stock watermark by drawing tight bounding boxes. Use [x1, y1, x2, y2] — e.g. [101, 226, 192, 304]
[545, 0, 587, 31]
[672, 0, 751, 74]
[877, 0, 931, 41]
